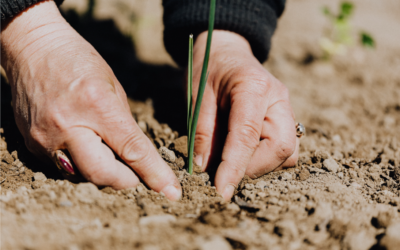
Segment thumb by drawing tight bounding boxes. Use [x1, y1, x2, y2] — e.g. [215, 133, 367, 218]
[192, 85, 218, 171]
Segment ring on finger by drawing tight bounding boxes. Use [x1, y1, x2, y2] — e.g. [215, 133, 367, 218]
[296, 122, 306, 138]
[52, 150, 75, 175]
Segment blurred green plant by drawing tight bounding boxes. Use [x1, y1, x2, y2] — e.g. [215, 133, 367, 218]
[187, 0, 216, 175]
[320, 2, 375, 58]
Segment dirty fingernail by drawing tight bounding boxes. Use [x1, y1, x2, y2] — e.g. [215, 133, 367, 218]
[222, 185, 235, 201]
[160, 184, 182, 201]
[195, 155, 203, 167]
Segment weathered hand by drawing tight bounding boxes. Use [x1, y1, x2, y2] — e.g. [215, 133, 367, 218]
[1, 1, 181, 200]
[192, 30, 299, 201]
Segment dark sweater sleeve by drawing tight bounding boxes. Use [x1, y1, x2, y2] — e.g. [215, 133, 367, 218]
[163, 0, 285, 67]
[1, 0, 64, 20]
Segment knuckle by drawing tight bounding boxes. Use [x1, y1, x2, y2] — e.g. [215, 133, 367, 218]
[119, 134, 151, 166]
[79, 79, 113, 108]
[235, 123, 261, 152]
[274, 138, 295, 161]
[228, 162, 247, 179]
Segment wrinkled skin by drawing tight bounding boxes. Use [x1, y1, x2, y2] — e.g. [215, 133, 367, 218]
[1, 1, 298, 201]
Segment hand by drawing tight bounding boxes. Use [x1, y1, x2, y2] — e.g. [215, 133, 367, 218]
[192, 30, 299, 201]
[1, 1, 181, 200]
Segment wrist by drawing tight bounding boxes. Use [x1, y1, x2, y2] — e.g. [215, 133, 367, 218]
[195, 30, 253, 58]
[1, 1, 68, 73]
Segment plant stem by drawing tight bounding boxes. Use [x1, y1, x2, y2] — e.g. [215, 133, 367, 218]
[188, 0, 216, 175]
[187, 34, 194, 149]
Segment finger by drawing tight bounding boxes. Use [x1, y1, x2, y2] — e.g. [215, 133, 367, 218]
[98, 98, 182, 201]
[214, 86, 266, 201]
[273, 137, 300, 172]
[192, 85, 218, 171]
[246, 100, 297, 178]
[65, 128, 140, 189]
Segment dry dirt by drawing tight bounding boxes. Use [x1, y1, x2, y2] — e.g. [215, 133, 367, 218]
[1, 0, 400, 249]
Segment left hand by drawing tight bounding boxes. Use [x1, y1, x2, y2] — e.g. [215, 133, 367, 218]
[191, 30, 299, 201]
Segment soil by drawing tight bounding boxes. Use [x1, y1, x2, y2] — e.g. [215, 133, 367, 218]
[1, 0, 400, 249]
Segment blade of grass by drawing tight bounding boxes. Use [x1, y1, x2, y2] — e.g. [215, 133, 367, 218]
[187, 34, 194, 149]
[187, 0, 216, 175]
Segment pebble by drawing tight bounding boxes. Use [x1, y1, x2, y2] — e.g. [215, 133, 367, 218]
[274, 219, 299, 239]
[59, 200, 73, 207]
[139, 214, 176, 226]
[138, 121, 147, 132]
[33, 172, 47, 182]
[226, 203, 240, 212]
[172, 136, 188, 157]
[309, 167, 325, 174]
[323, 158, 340, 173]
[75, 183, 100, 204]
[255, 181, 268, 189]
[313, 150, 330, 162]
[244, 183, 254, 190]
[298, 169, 310, 181]
[197, 236, 232, 250]
[159, 147, 176, 163]
[350, 182, 362, 189]
[338, 172, 344, 179]
[380, 222, 400, 250]
[343, 231, 375, 250]
[0, 140, 7, 151]
[281, 172, 293, 181]
[257, 192, 267, 198]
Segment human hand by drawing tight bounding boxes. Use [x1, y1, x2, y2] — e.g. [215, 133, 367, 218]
[191, 30, 299, 201]
[1, 1, 181, 200]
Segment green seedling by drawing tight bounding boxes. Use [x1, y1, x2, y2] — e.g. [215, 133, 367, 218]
[187, 0, 216, 174]
[321, 2, 375, 58]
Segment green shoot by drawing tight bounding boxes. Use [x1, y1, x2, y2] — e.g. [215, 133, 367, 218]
[320, 1, 375, 58]
[360, 32, 375, 48]
[187, 0, 216, 175]
[187, 34, 194, 149]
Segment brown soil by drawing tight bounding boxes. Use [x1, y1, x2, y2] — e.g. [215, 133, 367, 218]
[1, 0, 400, 249]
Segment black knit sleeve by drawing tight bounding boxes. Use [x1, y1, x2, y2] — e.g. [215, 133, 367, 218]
[1, 0, 64, 20]
[163, 0, 285, 67]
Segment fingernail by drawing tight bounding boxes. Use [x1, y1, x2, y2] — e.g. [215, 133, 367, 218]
[195, 154, 203, 167]
[222, 185, 235, 201]
[160, 184, 182, 201]
[58, 155, 75, 174]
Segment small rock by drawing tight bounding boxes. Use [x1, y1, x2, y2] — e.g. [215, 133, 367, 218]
[257, 192, 267, 198]
[343, 231, 376, 250]
[380, 222, 400, 250]
[372, 211, 392, 229]
[338, 172, 344, 179]
[309, 167, 325, 174]
[226, 203, 240, 213]
[281, 172, 293, 181]
[323, 158, 339, 173]
[10, 151, 18, 160]
[33, 172, 47, 182]
[75, 183, 100, 204]
[274, 220, 299, 239]
[172, 136, 188, 157]
[137, 120, 147, 132]
[175, 157, 185, 169]
[59, 200, 73, 207]
[197, 236, 232, 250]
[350, 182, 362, 189]
[0, 139, 7, 151]
[255, 181, 268, 189]
[245, 183, 254, 190]
[313, 150, 330, 163]
[298, 169, 310, 181]
[139, 214, 176, 226]
[158, 147, 176, 163]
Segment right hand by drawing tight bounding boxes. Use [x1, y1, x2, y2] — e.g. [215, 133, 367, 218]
[1, 1, 181, 200]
